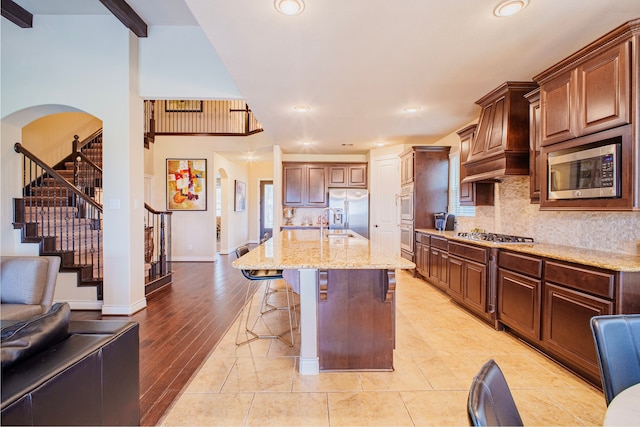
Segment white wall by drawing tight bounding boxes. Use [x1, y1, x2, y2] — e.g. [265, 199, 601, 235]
[139, 26, 242, 99]
[1, 16, 146, 314]
[151, 136, 252, 260]
[21, 113, 102, 166]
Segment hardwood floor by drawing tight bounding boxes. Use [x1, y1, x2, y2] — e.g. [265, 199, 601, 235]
[71, 254, 249, 426]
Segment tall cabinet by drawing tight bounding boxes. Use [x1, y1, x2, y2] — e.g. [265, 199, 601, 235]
[399, 146, 450, 261]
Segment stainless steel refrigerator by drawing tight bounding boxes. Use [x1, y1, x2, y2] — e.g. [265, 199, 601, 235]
[328, 188, 369, 238]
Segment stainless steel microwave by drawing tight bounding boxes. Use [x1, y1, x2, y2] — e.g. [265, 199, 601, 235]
[548, 142, 620, 200]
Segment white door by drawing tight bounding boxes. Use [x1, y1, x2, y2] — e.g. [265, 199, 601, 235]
[370, 155, 400, 253]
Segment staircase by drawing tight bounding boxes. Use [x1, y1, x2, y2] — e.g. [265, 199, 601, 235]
[13, 137, 104, 299]
[13, 130, 173, 301]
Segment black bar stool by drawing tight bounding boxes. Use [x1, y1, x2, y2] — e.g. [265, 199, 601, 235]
[234, 245, 296, 347]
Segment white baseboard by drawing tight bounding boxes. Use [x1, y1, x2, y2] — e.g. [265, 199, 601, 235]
[63, 300, 103, 311]
[172, 255, 216, 262]
[101, 297, 147, 315]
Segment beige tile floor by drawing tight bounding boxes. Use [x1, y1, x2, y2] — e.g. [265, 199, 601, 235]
[160, 270, 607, 426]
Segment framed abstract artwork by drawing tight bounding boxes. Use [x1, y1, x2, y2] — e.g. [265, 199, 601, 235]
[166, 159, 207, 211]
[234, 180, 246, 212]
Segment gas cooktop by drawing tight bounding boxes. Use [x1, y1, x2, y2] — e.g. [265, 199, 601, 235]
[457, 232, 535, 244]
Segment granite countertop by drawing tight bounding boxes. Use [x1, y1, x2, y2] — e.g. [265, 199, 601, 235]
[415, 229, 640, 272]
[233, 229, 416, 270]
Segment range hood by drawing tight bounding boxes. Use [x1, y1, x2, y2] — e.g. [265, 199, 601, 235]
[462, 81, 538, 183]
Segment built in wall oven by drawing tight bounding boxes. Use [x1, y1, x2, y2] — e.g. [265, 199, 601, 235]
[400, 222, 414, 254]
[399, 183, 414, 221]
[548, 139, 621, 200]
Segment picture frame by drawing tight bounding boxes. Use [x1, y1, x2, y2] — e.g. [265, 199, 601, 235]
[166, 159, 207, 211]
[165, 100, 203, 112]
[234, 180, 246, 212]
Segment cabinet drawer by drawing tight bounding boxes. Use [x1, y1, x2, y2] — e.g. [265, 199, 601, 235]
[448, 241, 487, 264]
[499, 251, 542, 278]
[415, 233, 430, 245]
[545, 260, 614, 299]
[431, 236, 448, 250]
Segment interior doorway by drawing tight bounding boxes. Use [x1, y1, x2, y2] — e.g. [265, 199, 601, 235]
[260, 180, 274, 240]
[216, 170, 223, 253]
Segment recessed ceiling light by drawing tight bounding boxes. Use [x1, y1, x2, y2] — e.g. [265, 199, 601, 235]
[376, 142, 385, 147]
[403, 106, 421, 113]
[303, 141, 312, 146]
[494, 0, 529, 17]
[294, 105, 311, 112]
[275, 0, 305, 16]
[341, 143, 354, 147]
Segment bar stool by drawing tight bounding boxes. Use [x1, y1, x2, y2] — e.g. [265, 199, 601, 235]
[234, 245, 296, 347]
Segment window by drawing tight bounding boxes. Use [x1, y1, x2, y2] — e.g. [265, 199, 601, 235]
[449, 153, 475, 217]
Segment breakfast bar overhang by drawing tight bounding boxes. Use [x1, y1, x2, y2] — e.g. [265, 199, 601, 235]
[232, 229, 415, 375]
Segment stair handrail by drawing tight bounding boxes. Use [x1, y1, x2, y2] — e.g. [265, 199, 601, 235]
[75, 151, 103, 173]
[72, 128, 102, 152]
[14, 142, 103, 212]
[144, 203, 173, 283]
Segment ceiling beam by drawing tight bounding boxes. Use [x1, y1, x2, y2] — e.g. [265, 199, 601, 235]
[99, 0, 147, 38]
[1, 0, 33, 28]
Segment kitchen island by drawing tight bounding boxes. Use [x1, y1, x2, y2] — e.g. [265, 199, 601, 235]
[232, 229, 415, 374]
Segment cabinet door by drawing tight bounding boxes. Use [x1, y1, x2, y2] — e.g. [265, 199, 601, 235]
[577, 41, 630, 136]
[306, 165, 328, 206]
[447, 255, 464, 300]
[528, 91, 542, 202]
[543, 283, 613, 383]
[400, 152, 414, 185]
[328, 165, 347, 187]
[415, 241, 424, 275]
[463, 260, 487, 314]
[428, 247, 440, 284]
[498, 269, 541, 341]
[348, 165, 367, 187]
[438, 251, 449, 288]
[283, 165, 305, 206]
[458, 125, 494, 206]
[541, 70, 577, 146]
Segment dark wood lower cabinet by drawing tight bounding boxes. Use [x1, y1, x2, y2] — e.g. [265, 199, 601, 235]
[317, 269, 395, 371]
[543, 283, 613, 383]
[498, 269, 542, 341]
[429, 247, 448, 291]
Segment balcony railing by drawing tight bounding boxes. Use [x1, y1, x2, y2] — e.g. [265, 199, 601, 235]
[144, 100, 263, 139]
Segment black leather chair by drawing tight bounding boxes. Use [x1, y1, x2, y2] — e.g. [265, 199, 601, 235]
[467, 359, 523, 427]
[234, 245, 295, 346]
[590, 314, 640, 405]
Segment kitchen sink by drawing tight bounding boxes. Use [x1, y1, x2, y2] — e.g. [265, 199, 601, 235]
[325, 230, 355, 239]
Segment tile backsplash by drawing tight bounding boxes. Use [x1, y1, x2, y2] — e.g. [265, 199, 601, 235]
[456, 176, 640, 256]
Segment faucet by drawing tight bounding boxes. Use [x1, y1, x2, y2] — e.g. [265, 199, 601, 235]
[320, 207, 342, 239]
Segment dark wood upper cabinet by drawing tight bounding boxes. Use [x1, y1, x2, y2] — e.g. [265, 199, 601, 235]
[283, 163, 328, 207]
[457, 124, 494, 206]
[328, 164, 367, 187]
[534, 18, 639, 211]
[539, 41, 630, 146]
[577, 41, 630, 135]
[400, 150, 415, 185]
[525, 88, 542, 203]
